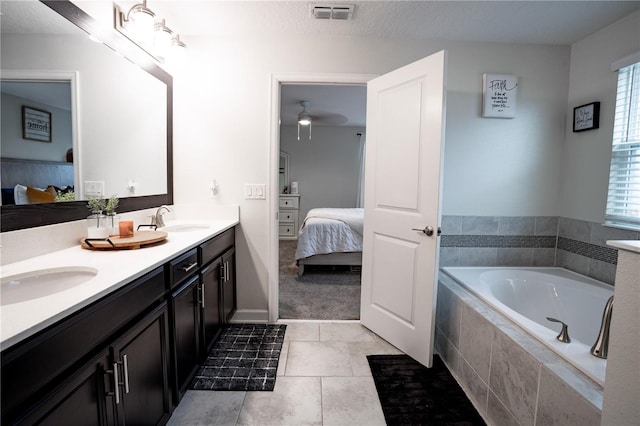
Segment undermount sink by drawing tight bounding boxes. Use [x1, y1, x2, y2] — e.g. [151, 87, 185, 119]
[1, 267, 98, 306]
[162, 223, 210, 232]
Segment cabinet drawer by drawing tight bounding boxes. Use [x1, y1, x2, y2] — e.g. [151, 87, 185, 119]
[279, 224, 297, 237]
[199, 228, 235, 266]
[279, 197, 299, 209]
[279, 210, 298, 223]
[169, 249, 199, 289]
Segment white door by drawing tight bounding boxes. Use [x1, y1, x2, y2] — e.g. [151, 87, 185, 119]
[360, 51, 447, 367]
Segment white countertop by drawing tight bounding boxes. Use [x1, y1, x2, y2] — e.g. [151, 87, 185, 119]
[607, 240, 640, 254]
[0, 218, 238, 350]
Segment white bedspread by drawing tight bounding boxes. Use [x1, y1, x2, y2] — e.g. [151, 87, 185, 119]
[295, 208, 364, 260]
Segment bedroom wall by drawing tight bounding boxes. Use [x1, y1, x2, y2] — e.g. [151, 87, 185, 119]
[170, 35, 571, 317]
[280, 125, 365, 220]
[1, 92, 72, 163]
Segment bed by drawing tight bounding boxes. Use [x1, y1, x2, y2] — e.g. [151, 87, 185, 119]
[1, 157, 74, 205]
[295, 208, 364, 276]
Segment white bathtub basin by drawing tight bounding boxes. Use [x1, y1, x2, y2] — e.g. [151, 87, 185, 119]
[1, 267, 98, 306]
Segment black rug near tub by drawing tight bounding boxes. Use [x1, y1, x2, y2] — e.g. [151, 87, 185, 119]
[191, 324, 286, 391]
[367, 354, 486, 425]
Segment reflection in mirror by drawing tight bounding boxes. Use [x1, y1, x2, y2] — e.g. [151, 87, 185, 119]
[1, 76, 77, 205]
[279, 151, 290, 194]
[0, 0, 173, 232]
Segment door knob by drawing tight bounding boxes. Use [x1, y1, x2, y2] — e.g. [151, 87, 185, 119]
[412, 225, 435, 236]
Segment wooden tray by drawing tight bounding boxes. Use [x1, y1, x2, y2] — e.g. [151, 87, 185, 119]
[80, 230, 168, 250]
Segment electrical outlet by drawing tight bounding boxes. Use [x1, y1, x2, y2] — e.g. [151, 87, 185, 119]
[84, 181, 104, 198]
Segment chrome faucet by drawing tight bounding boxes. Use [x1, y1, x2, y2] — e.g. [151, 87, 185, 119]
[155, 205, 172, 228]
[546, 317, 571, 343]
[591, 296, 614, 359]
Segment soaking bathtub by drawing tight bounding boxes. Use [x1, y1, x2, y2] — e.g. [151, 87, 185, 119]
[442, 267, 614, 385]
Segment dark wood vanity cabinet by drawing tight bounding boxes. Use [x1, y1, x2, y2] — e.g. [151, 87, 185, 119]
[198, 227, 236, 357]
[169, 274, 201, 403]
[4, 268, 171, 426]
[221, 246, 236, 323]
[110, 303, 172, 426]
[200, 258, 223, 357]
[1, 226, 237, 425]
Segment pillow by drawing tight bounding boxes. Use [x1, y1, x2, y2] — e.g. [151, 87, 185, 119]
[14, 184, 29, 205]
[26, 186, 57, 204]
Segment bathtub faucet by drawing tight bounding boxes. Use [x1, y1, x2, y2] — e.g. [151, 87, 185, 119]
[591, 296, 614, 359]
[546, 317, 571, 343]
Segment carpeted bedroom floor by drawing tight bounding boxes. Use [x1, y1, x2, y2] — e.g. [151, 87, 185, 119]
[279, 240, 361, 320]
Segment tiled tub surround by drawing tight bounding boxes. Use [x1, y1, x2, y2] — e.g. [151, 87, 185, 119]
[439, 215, 640, 284]
[436, 272, 604, 426]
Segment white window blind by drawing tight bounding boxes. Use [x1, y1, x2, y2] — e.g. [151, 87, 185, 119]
[606, 61, 640, 228]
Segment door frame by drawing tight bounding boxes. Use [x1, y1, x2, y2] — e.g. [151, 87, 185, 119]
[268, 73, 377, 322]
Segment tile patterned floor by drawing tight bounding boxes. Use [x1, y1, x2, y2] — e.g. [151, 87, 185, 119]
[168, 321, 403, 425]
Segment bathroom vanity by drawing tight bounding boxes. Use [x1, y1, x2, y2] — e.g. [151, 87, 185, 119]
[1, 220, 237, 425]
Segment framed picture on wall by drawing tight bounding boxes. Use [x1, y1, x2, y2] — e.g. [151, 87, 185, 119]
[22, 105, 52, 142]
[573, 102, 600, 132]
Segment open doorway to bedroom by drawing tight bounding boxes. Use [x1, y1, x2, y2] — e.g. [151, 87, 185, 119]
[277, 83, 367, 320]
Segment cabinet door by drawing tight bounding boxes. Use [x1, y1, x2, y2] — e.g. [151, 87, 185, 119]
[200, 259, 222, 357]
[171, 275, 201, 402]
[221, 247, 236, 323]
[16, 348, 114, 426]
[111, 302, 171, 426]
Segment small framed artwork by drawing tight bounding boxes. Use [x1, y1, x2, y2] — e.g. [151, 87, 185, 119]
[573, 102, 600, 132]
[22, 106, 52, 142]
[482, 73, 518, 118]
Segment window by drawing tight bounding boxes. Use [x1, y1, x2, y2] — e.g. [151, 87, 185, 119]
[605, 60, 640, 229]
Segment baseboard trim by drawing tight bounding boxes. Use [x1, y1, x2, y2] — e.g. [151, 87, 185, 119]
[229, 309, 270, 323]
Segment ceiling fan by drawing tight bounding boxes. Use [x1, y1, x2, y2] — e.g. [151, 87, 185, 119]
[296, 100, 348, 141]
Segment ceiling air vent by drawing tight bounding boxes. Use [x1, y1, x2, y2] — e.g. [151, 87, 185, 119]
[310, 4, 355, 20]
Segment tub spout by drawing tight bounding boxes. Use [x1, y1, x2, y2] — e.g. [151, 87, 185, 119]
[591, 296, 614, 359]
[546, 317, 571, 343]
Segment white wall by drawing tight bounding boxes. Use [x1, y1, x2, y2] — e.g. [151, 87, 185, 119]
[559, 10, 640, 223]
[172, 35, 571, 314]
[1, 92, 72, 162]
[280, 125, 364, 219]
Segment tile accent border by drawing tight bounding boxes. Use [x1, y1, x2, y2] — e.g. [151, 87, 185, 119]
[439, 215, 640, 284]
[557, 237, 618, 264]
[441, 235, 556, 248]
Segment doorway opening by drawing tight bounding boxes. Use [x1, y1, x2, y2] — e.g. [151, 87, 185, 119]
[268, 73, 375, 322]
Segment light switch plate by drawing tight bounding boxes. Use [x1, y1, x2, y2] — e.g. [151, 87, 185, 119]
[244, 184, 266, 200]
[84, 181, 104, 198]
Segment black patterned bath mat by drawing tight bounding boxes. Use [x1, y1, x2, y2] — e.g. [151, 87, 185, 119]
[191, 323, 286, 391]
[367, 354, 486, 425]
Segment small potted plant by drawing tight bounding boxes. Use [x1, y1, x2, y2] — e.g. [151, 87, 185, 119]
[86, 196, 108, 238]
[104, 195, 120, 236]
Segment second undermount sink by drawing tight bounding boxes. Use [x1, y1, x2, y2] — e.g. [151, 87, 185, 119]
[1, 267, 98, 306]
[162, 223, 210, 232]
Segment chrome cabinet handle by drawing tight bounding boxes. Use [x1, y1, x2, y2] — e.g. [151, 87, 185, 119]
[122, 355, 130, 394]
[201, 284, 205, 308]
[181, 262, 198, 273]
[225, 261, 230, 282]
[108, 362, 120, 405]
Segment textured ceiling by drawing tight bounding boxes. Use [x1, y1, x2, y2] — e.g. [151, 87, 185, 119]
[138, 1, 639, 45]
[3, 1, 639, 127]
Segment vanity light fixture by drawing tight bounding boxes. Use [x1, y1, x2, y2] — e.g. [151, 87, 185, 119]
[297, 101, 312, 141]
[114, 1, 186, 63]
